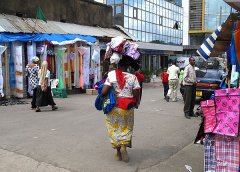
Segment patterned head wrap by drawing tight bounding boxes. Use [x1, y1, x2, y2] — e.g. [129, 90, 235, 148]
[31, 56, 39, 63]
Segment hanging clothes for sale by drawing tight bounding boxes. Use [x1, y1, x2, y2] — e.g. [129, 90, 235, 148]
[231, 21, 240, 72]
[74, 44, 80, 88]
[91, 46, 101, 85]
[14, 45, 24, 98]
[63, 48, 68, 88]
[76, 46, 87, 88]
[55, 47, 66, 89]
[0, 45, 7, 97]
[234, 20, 240, 65]
[83, 47, 90, 88]
[9, 43, 15, 90]
[27, 43, 36, 96]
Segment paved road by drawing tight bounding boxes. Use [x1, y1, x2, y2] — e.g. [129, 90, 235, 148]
[0, 87, 203, 172]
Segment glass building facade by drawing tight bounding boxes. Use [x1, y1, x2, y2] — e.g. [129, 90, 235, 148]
[107, 0, 183, 45]
[204, 0, 232, 30]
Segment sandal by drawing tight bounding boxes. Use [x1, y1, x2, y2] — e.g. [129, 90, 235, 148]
[35, 108, 41, 112]
[52, 106, 58, 111]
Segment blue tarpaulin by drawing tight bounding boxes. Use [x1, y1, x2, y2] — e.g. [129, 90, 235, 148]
[0, 33, 96, 44]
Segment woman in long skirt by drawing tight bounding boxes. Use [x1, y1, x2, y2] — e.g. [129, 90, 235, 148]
[101, 55, 140, 162]
[35, 61, 58, 112]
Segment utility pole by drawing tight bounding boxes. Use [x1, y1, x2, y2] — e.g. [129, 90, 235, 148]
[219, 6, 222, 25]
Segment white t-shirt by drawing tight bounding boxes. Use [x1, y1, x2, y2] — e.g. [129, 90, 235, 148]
[38, 70, 51, 86]
[167, 65, 180, 80]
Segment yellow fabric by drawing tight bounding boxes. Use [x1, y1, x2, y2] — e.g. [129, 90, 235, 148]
[106, 107, 134, 149]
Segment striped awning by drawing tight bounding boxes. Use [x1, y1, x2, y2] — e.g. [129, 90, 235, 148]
[196, 14, 240, 61]
[196, 25, 223, 60]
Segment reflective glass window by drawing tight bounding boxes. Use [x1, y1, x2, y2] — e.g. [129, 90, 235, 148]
[142, 1, 146, 9]
[124, 5, 129, 16]
[129, 6, 133, 17]
[133, 30, 138, 38]
[134, 0, 138, 7]
[129, 0, 134, 6]
[150, 23, 153, 32]
[138, 9, 142, 20]
[138, 20, 142, 30]
[115, 0, 122, 4]
[153, 24, 156, 33]
[142, 21, 146, 31]
[124, 17, 129, 28]
[138, 31, 142, 40]
[160, 0, 163, 6]
[156, 6, 160, 15]
[150, 13, 153, 23]
[146, 22, 150, 32]
[134, 19, 138, 30]
[129, 29, 134, 35]
[159, 7, 163, 16]
[165, 2, 169, 9]
[146, 1, 150, 11]
[133, 7, 138, 18]
[146, 12, 150, 21]
[138, 0, 142, 8]
[142, 32, 146, 42]
[146, 33, 150, 42]
[115, 6, 122, 15]
[159, 16, 163, 26]
[129, 18, 133, 29]
[124, 0, 128, 4]
[150, 34, 153, 42]
[162, 8, 166, 17]
[142, 10, 146, 20]
[107, 0, 114, 5]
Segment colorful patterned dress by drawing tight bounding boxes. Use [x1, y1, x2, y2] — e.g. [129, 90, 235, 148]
[104, 70, 140, 148]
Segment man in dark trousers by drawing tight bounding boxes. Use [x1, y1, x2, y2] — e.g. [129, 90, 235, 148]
[183, 57, 197, 119]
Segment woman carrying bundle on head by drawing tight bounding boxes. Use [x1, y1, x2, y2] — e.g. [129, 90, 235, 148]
[101, 55, 141, 162]
[35, 61, 58, 112]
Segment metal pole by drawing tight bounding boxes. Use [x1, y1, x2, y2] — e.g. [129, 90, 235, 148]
[219, 6, 222, 25]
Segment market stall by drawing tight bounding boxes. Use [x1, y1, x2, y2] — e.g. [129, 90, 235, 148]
[195, 12, 240, 172]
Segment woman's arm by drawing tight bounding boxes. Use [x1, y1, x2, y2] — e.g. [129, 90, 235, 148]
[101, 85, 111, 96]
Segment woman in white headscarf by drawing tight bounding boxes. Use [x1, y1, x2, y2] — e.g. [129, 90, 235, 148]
[26, 56, 39, 109]
[35, 61, 58, 112]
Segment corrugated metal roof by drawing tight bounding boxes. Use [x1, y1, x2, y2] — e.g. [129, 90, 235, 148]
[0, 14, 130, 39]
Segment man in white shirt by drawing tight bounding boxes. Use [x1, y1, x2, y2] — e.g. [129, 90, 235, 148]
[183, 57, 197, 119]
[166, 60, 180, 102]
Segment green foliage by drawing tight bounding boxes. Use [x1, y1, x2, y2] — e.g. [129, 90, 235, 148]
[140, 69, 153, 78]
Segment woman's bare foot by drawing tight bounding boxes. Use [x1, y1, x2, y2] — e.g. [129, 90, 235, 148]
[120, 145, 129, 162]
[114, 149, 122, 161]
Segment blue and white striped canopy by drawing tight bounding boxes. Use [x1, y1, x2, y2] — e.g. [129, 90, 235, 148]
[196, 24, 223, 61]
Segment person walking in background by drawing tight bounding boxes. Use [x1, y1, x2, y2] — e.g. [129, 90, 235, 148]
[161, 67, 169, 99]
[179, 68, 185, 97]
[25, 56, 40, 110]
[35, 61, 58, 112]
[166, 61, 180, 102]
[183, 57, 197, 119]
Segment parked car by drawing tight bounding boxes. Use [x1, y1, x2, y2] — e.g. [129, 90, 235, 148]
[195, 69, 225, 99]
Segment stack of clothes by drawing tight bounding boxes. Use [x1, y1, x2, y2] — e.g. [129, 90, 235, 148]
[197, 88, 240, 172]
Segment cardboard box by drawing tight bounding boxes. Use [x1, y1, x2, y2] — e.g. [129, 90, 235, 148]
[86, 89, 98, 95]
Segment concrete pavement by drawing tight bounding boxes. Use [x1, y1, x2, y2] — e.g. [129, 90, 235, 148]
[0, 87, 203, 172]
